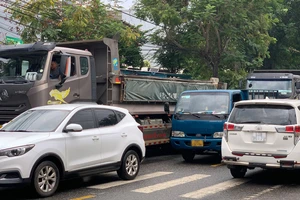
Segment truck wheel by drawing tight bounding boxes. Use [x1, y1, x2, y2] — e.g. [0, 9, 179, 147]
[230, 167, 247, 178]
[182, 151, 195, 162]
[33, 161, 60, 197]
[117, 150, 140, 180]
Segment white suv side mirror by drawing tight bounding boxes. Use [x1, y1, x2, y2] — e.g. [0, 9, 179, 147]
[64, 124, 83, 132]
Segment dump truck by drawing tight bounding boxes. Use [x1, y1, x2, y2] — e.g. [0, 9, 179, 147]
[246, 69, 300, 99]
[0, 38, 224, 146]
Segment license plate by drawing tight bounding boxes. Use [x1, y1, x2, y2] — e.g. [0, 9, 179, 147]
[252, 132, 266, 142]
[191, 140, 204, 147]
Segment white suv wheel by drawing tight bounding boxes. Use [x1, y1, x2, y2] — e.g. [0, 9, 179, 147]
[126, 153, 138, 176]
[118, 150, 140, 180]
[33, 161, 60, 197]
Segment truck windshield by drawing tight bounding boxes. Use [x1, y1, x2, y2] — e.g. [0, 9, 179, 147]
[0, 51, 47, 82]
[175, 92, 230, 115]
[247, 80, 292, 96]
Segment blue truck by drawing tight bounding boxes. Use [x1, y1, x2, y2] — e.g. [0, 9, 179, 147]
[170, 89, 251, 162]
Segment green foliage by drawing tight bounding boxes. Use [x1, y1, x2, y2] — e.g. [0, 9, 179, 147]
[135, 0, 283, 86]
[8, 0, 145, 68]
[264, 0, 300, 69]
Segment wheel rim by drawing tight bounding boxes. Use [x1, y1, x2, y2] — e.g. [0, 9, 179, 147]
[125, 154, 138, 176]
[37, 166, 57, 193]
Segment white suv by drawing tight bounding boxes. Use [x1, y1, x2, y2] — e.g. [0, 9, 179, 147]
[222, 99, 300, 178]
[0, 104, 145, 197]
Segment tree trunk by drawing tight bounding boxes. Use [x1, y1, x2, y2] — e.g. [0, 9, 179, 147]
[212, 64, 218, 78]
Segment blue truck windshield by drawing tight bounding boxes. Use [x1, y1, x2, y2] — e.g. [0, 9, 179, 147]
[247, 80, 292, 95]
[175, 92, 230, 115]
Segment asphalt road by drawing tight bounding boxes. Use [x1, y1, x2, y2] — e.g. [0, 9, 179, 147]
[2, 146, 300, 200]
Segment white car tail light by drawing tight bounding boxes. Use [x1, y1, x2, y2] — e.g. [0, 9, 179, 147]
[275, 125, 300, 144]
[223, 122, 244, 142]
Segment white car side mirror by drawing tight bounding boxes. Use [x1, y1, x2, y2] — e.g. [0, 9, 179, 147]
[64, 124, 83, 132]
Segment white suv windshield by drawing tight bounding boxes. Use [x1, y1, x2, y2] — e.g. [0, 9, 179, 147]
[2, 110, 70, 132]
[229, 105, 296, 125]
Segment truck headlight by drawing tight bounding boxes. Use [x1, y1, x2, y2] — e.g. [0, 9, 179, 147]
[0, 144, 35, 157]
[172, 131, 185, 137]
[213, 132, 224, 138]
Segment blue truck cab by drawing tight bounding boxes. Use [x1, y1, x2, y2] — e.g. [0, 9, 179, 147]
[170, 90, 248, 162]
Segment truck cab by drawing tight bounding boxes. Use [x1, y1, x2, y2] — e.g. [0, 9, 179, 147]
[170, 90, 248, 162]
[0, 39, 118, 124]
[246, 70, 300, 99]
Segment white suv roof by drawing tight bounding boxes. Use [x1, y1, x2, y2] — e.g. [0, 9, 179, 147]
[235, 99, 300, 107]
[32, 103, 130, 113]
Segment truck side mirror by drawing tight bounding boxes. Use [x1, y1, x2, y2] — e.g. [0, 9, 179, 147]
[164, 102, 170, 114]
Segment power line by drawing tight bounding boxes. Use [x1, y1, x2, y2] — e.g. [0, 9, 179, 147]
[3, 0, 52, 20]
[0, 15, 42, 32]
[0, 4, 41, 22]
[0, 23, 19, 35]
[107, 5, 163, 28]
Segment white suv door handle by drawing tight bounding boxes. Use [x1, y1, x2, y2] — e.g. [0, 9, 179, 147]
[121, 133, 127, 138]
[92, 136, 99, 141]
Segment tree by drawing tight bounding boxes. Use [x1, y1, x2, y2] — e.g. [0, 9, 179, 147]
[263, 1, 300, 69]
[6, 0, 145, 68]
[134, 0, 281, 79]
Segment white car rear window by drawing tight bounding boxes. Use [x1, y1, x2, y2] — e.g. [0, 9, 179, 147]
[229, 104, 296, 125]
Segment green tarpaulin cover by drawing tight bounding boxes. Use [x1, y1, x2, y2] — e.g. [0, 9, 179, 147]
[124, 78, 216, 102]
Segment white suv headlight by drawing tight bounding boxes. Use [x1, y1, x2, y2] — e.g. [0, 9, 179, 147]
[0, 144, 35, 157]
[172, 131, 185, 137]
[213, 132, 224, 138]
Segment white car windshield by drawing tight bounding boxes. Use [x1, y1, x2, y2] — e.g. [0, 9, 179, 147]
[1, 110, 70, 132]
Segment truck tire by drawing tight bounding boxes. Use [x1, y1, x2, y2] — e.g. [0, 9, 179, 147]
[33, 161, 60, 197]
[182, 151, 195, 162]
[230, 167, 247, 178]
[117, 150, 140, 180]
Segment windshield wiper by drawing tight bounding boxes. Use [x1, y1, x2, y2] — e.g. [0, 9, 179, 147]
[191, 113, 201, 119]
[14, 130, 30, 132]
[209, 113, 221, 119]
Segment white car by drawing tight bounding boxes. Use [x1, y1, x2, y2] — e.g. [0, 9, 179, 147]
[0, 104, 145, 197]
[222, 99, 300, 178]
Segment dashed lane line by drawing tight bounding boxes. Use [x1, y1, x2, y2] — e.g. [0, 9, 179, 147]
[181, 178, 249, 199]
[133, 174, 210, 194]
[87, 171, 173, 189]
[243, 185, 283, 200]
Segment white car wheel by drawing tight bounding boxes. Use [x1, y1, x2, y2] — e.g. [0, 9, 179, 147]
[117, 150, 140, 180]
[33, 161, 60, 197]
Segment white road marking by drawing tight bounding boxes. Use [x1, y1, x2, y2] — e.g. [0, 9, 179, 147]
[181, 178, 249, 199]
[243, 185, 283, 200]
[88, 171, 173, 189]
[133, 174, 210, 194]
